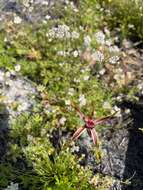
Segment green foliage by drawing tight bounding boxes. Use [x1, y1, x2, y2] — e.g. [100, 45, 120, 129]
[98, 0, 143, 40]
[1, 112, 113, 190]
[0, 1, 119, 189]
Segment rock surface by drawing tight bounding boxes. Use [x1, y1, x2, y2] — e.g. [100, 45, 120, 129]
[0, 0, 69, 24]
[0, 69, 38, 163]
[0, 69, 38, 117]
[77, 99, 143, 190]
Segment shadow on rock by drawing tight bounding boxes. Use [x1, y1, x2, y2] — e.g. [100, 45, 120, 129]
[0, 103, 9, 163]
[122, 98, 143, 190]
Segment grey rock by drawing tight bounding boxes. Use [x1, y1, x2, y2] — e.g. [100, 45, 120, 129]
[0, 69, 38, 117]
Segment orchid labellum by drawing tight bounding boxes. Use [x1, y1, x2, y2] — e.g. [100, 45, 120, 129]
[71, 104, 115, 145]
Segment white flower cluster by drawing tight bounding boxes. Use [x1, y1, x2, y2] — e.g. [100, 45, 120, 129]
[111, 105, 122, 117]
[13, 15, 22, 24]
[92, 50, 104, 62]
[57, 51, 68, 57]
[46, 24, 70, 39]
[109, 45, 120, 53]
[4, 182, 19, 190]
[84, 35, 91, 47]
[109, 55, 120, 64]
[0, 65, 21, 82]
[79, 94, 86, 107]
[17, 102, 29, 112]
[57, 50, 80, 57]
[71, 145, 80, 152]
[95, 31, 105, 45]
[46, 25, 80, 40]
[71, 31, 80, 39]
[105, 39, 112, 46]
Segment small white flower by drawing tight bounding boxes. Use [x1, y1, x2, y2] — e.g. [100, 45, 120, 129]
[14, 64, 21, 72]
[99, 68, 106, 75]
[128, 24, 134, 29]
[111, 105, 121, 117]
[125, 109, 130, 114]
[0, 70, 4, 81]
[103, 101, 111, 110]
[27, 135, 34, 142]
[80, 69, 86, 73]
[79, 26, 84, 31]
[71, 145, 79, 152]
[104, 28, 110, 36]
[57, 51, 66, 56]
[116, 95, 122, 101]
[59, 62, 65, 67]
[79, 94, 86, 107]
[68, 88, 74, 96]
[59, 117, 66, 125]
[14, 16, 22, 24]
[42, 20, 47, 24]
[45, 15, 51, 20]
[74, 78, 80, 83]
[71, 31, 80, 39]
[65, 0, 69, 4]
[109, 56, 120, 64]
[84, 35, 91, 46]
[73, 50, 79, 57]
[83, 75, 89, 81]
[105, 39, 112, 46]
[92, 51, 104, 62]
[5, 71, 11, 78]
[23, 0, 30, 7]
[29, 6, 33, 12]
[4, 182, 19, 190]
[137, 83, 143, 90]
[73, 8, 79, 12]
[17, 102, 29, 112]
[42, 1, 49, 5]
[4, 37, 8, 42]
[95, 31, 105, 44]
[65, 100, 71, 106]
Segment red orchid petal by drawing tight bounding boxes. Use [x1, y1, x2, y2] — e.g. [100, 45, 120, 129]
[93, 113, 115, 126]
[72, 126, 86, 140]
[71, 103, 86, 121]
[87, 129, 91, 137]
[90, 128, 98, 144]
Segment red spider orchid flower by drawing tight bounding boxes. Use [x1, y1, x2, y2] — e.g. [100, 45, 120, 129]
[71, 104, 115, 145]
